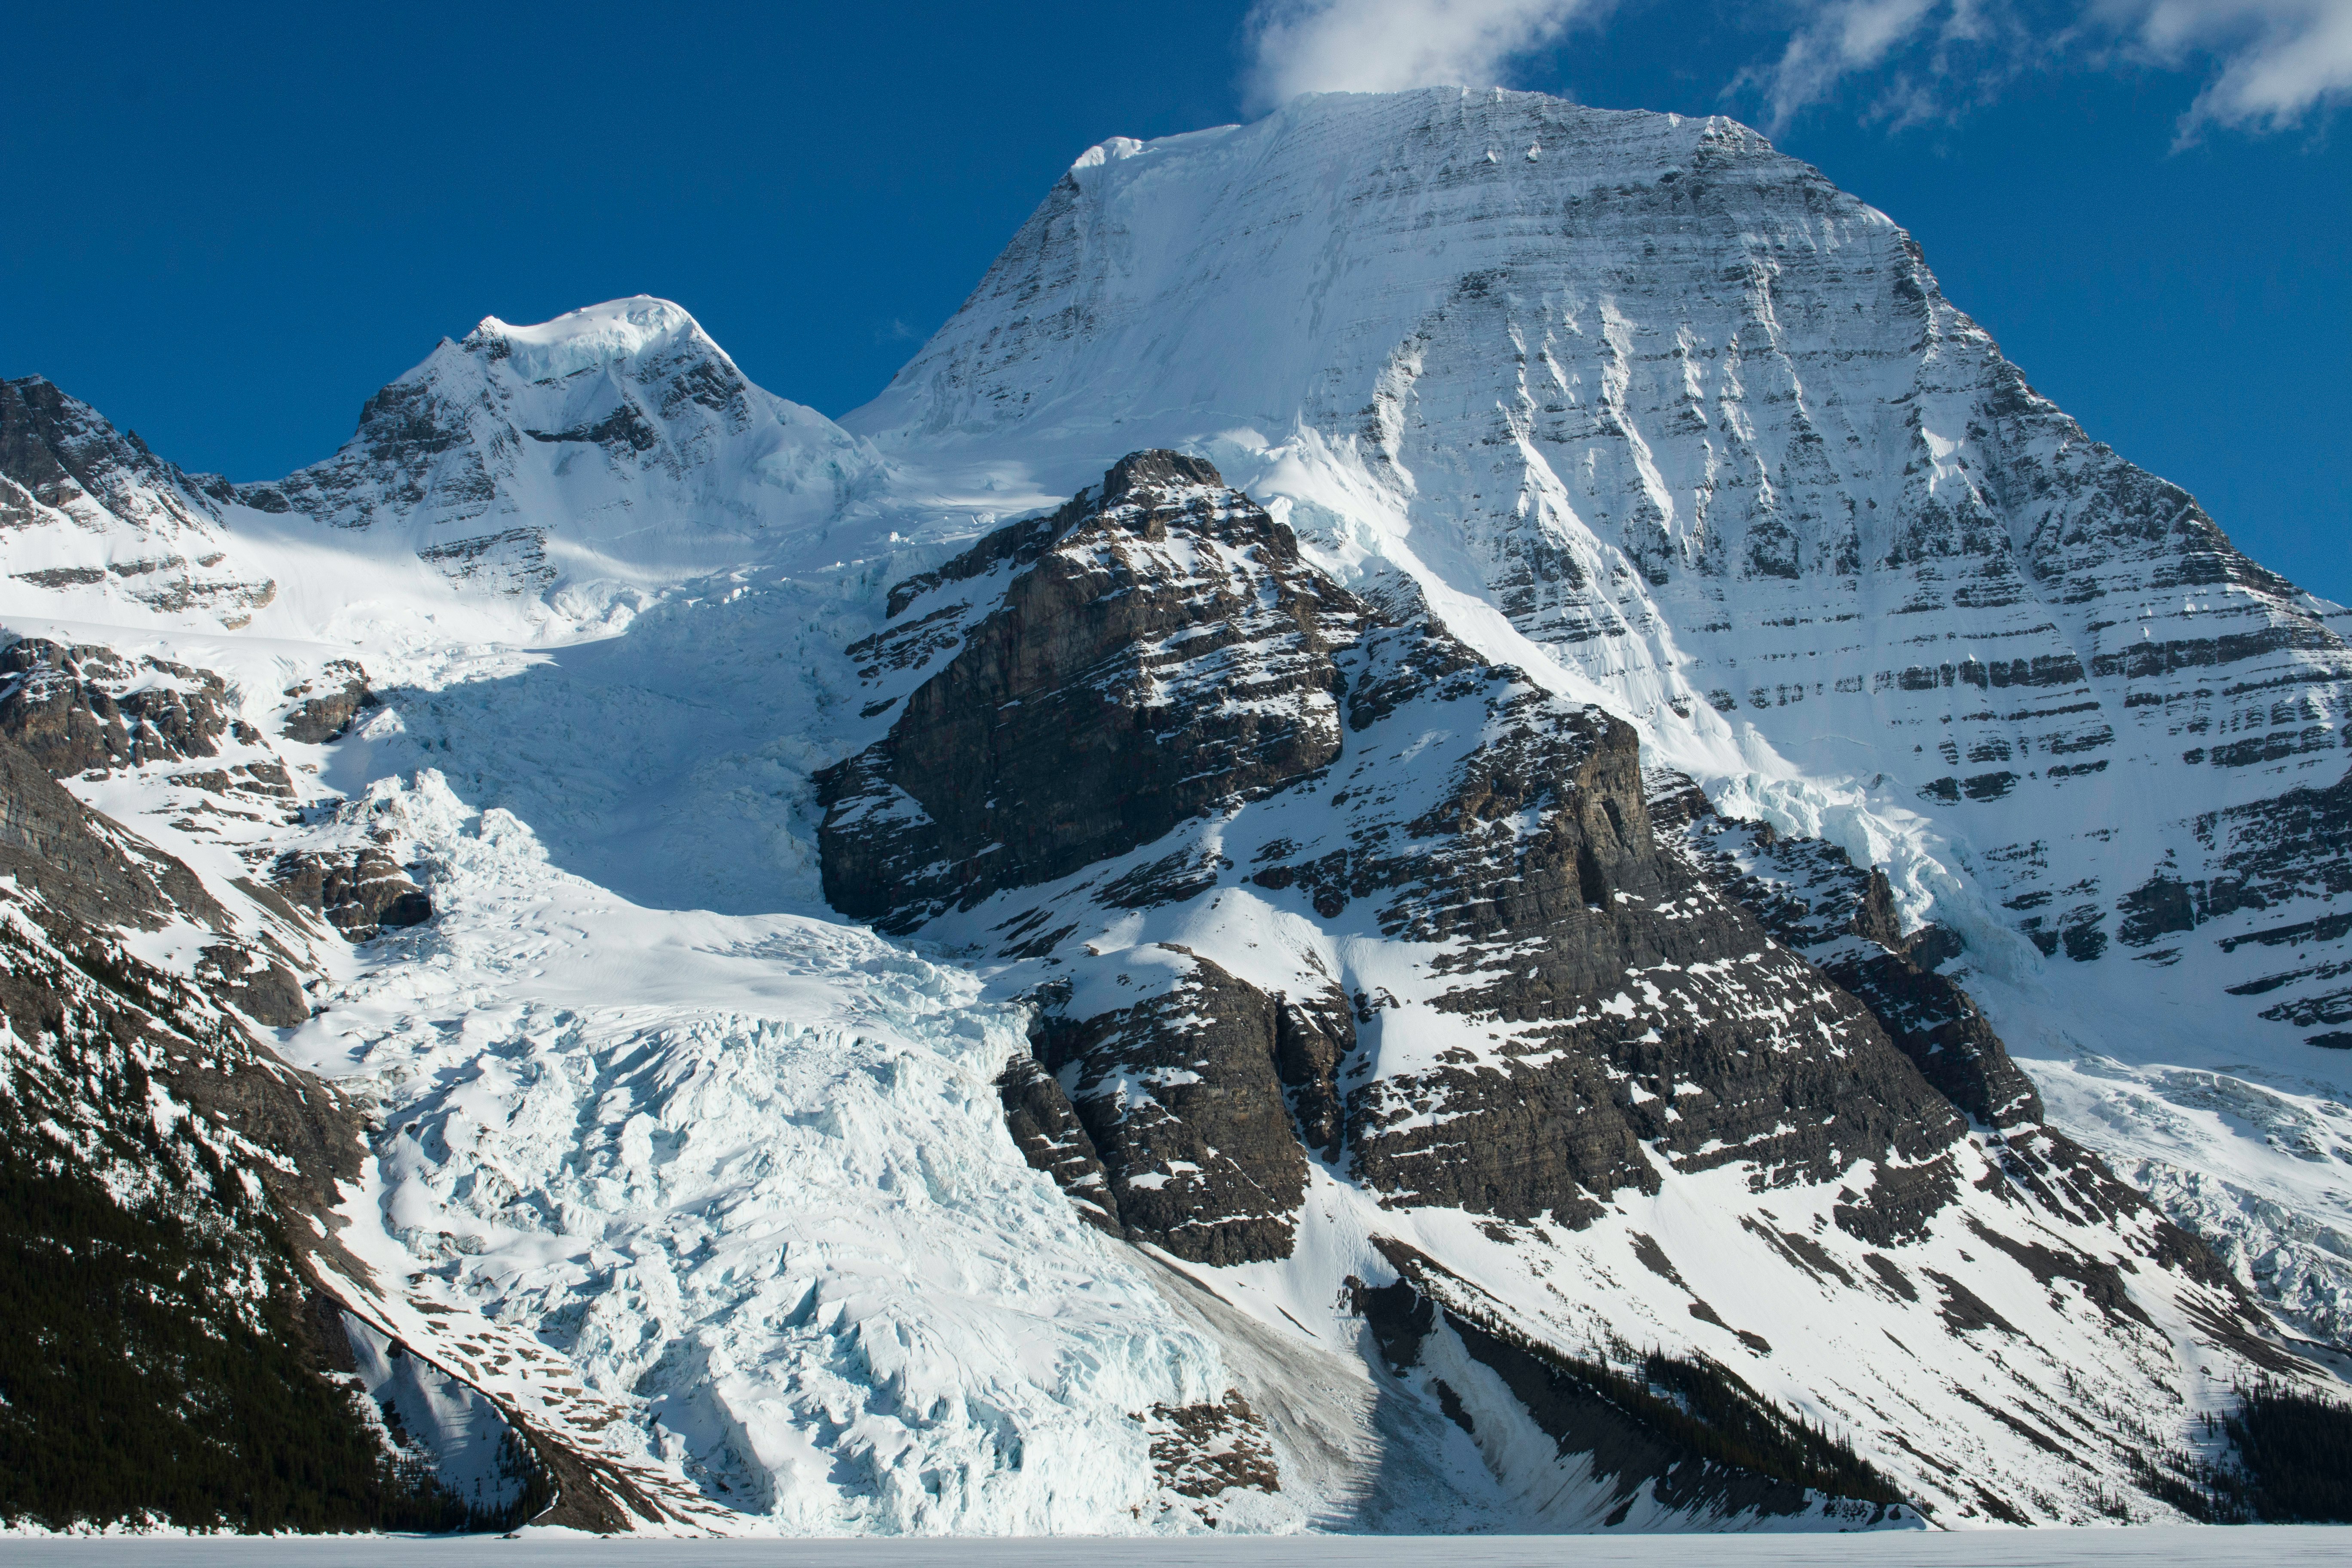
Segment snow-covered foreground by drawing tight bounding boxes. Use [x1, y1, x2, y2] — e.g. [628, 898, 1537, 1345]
[5, 1527, 2348, 1566]
[265, 773, 1262, 1533]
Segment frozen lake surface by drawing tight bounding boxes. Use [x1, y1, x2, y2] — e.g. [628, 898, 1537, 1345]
[3, 1528, 2346, 1568]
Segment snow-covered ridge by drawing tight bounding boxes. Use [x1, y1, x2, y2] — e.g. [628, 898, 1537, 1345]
[479, 296, 714, 383]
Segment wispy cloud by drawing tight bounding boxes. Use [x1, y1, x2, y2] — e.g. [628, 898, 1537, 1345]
[1746, 0, 2352, 135]
[1744, 0, 1999, 133]
[1237, 0, 2352, 137]
[2119, 0, 2352, 132]
[1240, 0, 1611, 111]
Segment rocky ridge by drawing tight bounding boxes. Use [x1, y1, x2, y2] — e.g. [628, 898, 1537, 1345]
[819, 451, 2318, 1524]
[0, 376, 277, 626]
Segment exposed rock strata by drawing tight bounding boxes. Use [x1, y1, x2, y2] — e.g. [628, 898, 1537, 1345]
[1032, 946, 1307, 1264]
[820, 450, 1368, 931]
[270, 840, 434, 942]
[1665, 791, 2045, 1130]
[0, 377, 275, 623]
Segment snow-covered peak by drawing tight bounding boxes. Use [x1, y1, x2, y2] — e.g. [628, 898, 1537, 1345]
[848, 89, 1769, 451]
[836, 85, 2352, 1364]
[217, 297, 882, 632]
[463, 296, 725, 385]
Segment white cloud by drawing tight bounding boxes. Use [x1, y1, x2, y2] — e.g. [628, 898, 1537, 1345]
[2117, 0, 2352, 131]
[1240, 0, 1610, 110]
[1749, 0, 2352, 134]
[1234, 0, 2352, 135]
[1749, 0, 1949, 132]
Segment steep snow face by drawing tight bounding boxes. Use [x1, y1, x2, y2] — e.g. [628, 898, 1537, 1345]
[845, 88, 2352, 1344]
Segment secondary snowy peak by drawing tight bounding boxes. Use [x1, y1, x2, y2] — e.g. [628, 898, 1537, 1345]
[477, 295, 713, 378]
[242, 295, 879, 597]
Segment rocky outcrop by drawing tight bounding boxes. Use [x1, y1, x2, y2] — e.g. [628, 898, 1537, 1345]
[0, 378, 276, 624]
[1667, 796, 2046, 1130]
[995, 1054, 1118, 1232]
[0, 638, 240, 775]
[826, 455, 1971, 1234]
[279, 660, 373, 744]
[0, 725, 225, 935]
[819, 450, 1369, 932]
[0, 376, 219, 535]
[196, 941, 312, 1029]
[270, 840, 433, 941]
[1032, 947, 1307, 1264]
[2118, 765, 2352, 1048]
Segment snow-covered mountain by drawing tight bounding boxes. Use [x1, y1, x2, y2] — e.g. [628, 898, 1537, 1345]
[1, 87, 2348, 1537]
[843, 88, 2352, 1352]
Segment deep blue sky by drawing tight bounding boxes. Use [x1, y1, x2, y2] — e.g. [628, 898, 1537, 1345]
[4, 1, 2345, 601]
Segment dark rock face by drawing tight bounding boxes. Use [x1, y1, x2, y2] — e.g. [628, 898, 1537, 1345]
[279, 660, 374, 744]
[0, 376, 218, 533]
[270, 841, 434, 941]
[0, 726, 225, 935]
[1309, 664, 1960, 1228]
[2118, 765, 2352, 1047]
[1273, 982, 1354, 1162]
[818, 450, 1369, 933]
[196, 942, 312, 1028]
[1668, 797, 2046, 1129]
[823, 452, 1968, 1241]
[1134, 1390, 1279, 1503]
[0, 380, 277, 624]
[0, 639, 238, 775]
[1667, 792, 2280, 1328]
[1033, 947, 1307, 1264]
[995, 1053, 1119, 1232]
